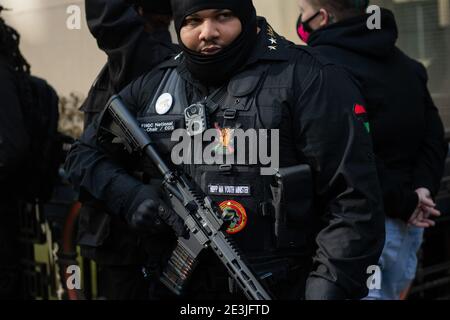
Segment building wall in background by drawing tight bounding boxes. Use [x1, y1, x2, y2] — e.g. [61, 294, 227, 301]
[254, 0, 301, 43]
[1, 0, 106, 97]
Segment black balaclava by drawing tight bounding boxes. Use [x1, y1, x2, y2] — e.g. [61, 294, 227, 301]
[133, 0, 172, 15]
[171, 0, 258, 86]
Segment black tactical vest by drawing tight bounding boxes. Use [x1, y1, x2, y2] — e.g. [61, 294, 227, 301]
[136, 59, 313, 259]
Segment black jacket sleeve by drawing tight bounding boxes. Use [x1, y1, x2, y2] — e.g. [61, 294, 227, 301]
[85, 0, 178, 91]
[0, 65, 30, 184]
[64, 70, 163, 218]
[379, 182, 418, 222]
[412, 65, 448, 196]
[293, 64, 385, 300]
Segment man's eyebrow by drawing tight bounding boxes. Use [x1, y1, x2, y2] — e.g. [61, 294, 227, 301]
[186, 13, 200, 18]
[215, 9, 232, 14]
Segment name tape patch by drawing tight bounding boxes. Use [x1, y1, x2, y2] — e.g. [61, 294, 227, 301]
[140, 120, 176, 133]
[208, 184, 251, 196]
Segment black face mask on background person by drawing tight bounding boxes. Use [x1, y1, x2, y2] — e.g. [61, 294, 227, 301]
[296, 11, 320, 43]
[171, 0, 258, 86]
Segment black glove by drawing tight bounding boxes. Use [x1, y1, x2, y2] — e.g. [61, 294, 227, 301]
[129, 199, 187, 237]
[123, 184, 187, 237]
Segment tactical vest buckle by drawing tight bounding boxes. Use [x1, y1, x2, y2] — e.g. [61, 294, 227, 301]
[223, 109, 238, 120]
[219, 164, 233, 174]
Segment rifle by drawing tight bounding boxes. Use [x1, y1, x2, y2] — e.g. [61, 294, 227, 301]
[98, 95, 272, 300]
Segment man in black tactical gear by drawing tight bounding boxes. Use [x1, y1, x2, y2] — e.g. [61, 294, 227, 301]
[75, 0, 178, 300]
[66, 0, 385, 299]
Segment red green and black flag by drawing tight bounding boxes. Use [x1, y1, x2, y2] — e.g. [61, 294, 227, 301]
[354, 104, 370, 133]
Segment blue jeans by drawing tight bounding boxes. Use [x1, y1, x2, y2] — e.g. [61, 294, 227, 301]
[365, 217, 424, 300]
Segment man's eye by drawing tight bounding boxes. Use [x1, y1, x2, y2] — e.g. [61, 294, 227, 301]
[185, 18, 201, 26]
[217, 13, 233, 20]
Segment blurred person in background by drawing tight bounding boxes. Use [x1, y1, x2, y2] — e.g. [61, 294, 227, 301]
[0, 5, 30, 299]
[295, 0, 448, 299]
[76, 0, 178, 300]
[0, 5, 60, 300]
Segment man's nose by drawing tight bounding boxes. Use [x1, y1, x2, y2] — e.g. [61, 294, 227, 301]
[199, 20, 219, 42]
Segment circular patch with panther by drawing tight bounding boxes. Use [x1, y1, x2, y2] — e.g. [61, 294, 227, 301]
[219, 200, 248, 235]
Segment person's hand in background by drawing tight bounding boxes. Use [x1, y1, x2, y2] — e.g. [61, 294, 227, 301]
[408, 188, 441, 228]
